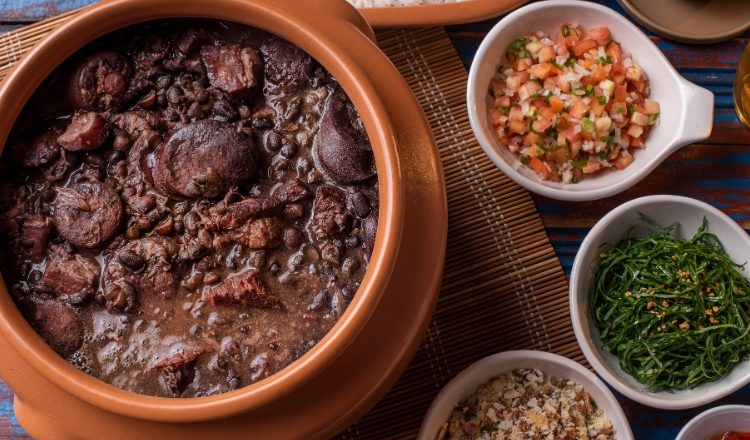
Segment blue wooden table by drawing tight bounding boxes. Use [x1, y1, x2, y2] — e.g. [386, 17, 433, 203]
[0, 0, 748, 438]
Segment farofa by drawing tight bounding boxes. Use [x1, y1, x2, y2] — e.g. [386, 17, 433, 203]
[438, 369, 615, 440]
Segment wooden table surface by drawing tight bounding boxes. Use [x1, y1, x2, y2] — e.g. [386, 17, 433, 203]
[0, 0, 749, 439]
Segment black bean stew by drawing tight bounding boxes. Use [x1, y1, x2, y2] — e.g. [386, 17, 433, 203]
[0, 20, 378, 398]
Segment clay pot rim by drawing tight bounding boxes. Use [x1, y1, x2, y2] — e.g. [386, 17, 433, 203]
[0, 0, 404, 422]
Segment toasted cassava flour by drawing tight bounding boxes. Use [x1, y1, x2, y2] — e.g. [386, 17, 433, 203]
[438, 369, 615, 440]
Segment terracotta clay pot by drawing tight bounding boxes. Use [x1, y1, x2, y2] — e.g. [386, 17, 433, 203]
[0, 0, 447, 438]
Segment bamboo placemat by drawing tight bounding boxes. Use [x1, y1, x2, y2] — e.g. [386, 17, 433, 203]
[0, 18, 582, 440]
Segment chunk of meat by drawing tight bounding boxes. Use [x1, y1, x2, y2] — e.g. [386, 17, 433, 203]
[104, 236, 180, 297]
[314, 89, 375, 183]
[68, 51, 132, 111]
[149, 120, 258, 199]
[207, 269, 282, 309]
[25, 300, 84, 358]
[309, 186, 351, 243]
[12, 125, 62, 168]
[232, 217, 283, 249]
[272, 178, 311, 203]
[21, 214, 52, 263]
[111, 110, 163, 139]
[39, 246, 100, 297]
[201, 44, 263, 98]
[209, 196, 283, 230]
[259, 38, 314, 92]
[53, 182, 123, 249]
[57, 112, 109, 152]
[153, 349, 205, 396]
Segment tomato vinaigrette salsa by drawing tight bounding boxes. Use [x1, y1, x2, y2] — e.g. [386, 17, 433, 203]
[488, 24, 660, 184]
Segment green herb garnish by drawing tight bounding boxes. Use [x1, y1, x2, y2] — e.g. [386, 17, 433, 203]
[597, 95, 607, 105]
[591, 218, 750, 391]
[562, 25, 570, 37]
[510, 38, 528, 52]
[582, 118, 594, 133]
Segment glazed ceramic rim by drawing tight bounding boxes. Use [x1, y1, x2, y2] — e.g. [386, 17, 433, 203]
[417, 350, 633, 440]
[466, 0, 714, 201]
[0, 0, 404, 423]
[676, 405, 750, 440]
[617, 0, 750, 44]
[570, 195, 750, 409]
[360, 0, 529, 28]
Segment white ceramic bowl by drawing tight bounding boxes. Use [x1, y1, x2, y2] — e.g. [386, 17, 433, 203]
[677, 405, 750, 440]
[570, 195, 750, 409]
[418, 350, 633, 440]
[466, 0, 714, 201]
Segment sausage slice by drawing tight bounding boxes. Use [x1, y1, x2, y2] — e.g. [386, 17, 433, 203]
[150, 120, 258, 199]
[53, 181, 123, 248]
[68, 51, 132, 111]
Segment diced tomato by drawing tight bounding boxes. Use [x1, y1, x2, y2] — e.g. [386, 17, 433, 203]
[550, 96, 565, 112]
[569, 101, 588, 119]
[550, 145, 569, 164]
[590, 99, 605, 117]
[610, 101, 627, 115]
[529, 156, 544, 172]
[538, 45, 556, 63]
[532, 118, 552, 133]
[556, 75, 571, 93]
[494, 95, 511, 108]
[524, 131, 539, 146]
[517, 57, 532, 71]
[614, 85, 627, 101]
[630, 136, 644, 148]
[613, 150, 634, 169]
[509, 107, 524, 122]
[528, 62, 555, 80]
[606, 41, 622, 63]
[506, 75, 522, 90]
[490, 110, 503, 125]
[582, 161, 601, 174]
[538, 106, 557, 122]
[572, 39, 597, 56]
[561, 126, 580, 143]
[586, 27, 612, 46]
[569, 139, 582, 158]
[592, 65, 607, 82]
[508, 119, 527, 134]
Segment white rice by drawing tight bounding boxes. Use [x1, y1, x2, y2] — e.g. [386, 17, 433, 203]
[348, 0, 463, 7]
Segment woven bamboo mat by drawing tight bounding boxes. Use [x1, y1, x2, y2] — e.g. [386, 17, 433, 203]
[0, 18, 582, 440]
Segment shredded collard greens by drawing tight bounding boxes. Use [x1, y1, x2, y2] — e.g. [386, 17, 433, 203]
[591, 217, 750, 391]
